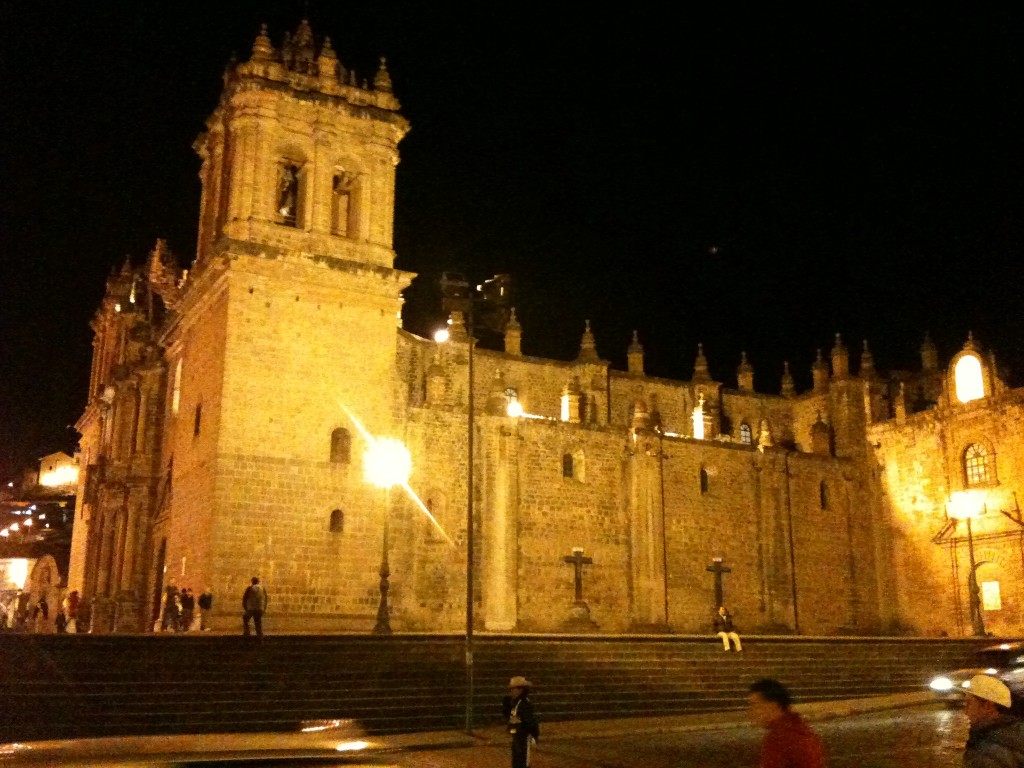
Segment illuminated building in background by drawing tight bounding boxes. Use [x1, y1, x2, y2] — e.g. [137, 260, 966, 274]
[68, 20, 1024, 637]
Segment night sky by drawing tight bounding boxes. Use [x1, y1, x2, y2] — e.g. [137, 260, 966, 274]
[2, 4, 1022, 478]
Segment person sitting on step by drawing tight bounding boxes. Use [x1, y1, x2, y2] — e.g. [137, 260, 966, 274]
[714, 605, 742, 652]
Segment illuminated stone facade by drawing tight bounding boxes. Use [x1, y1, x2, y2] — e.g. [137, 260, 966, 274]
[70, 21, 1024, 636]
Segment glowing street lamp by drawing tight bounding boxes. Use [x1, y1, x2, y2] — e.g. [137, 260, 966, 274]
[364, 437, 412, 635]
[947, 492, 988, 637]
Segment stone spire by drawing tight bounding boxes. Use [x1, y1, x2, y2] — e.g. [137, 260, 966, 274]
[576, 320, 599, 363]
[627, 330, 644, 375]
[251, 23, 274, 61]
[920, 332, 938, 370]
[830, 333, 849, 379]
[780, 360, 795, 397]
[859, 339, 875, 380]
[737, 351, 754, 392]
[374, 57, 393, 93]
[811, 349, 829, 392]
[963, 331, 978, 352]
[317, 36, 339, 82]
[504, 307, 522, 356]
[282, 19, 316, 73]
[692, 343, 710, 382]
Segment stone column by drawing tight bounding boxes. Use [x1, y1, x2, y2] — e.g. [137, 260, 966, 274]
[627, 433, 667, 630]
[482, 421, 518, 631]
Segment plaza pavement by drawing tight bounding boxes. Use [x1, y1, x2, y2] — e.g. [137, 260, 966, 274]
[0, 691, 938, 766]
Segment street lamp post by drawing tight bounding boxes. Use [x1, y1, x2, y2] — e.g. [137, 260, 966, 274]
[364, 437, 412, 636]
[965, 514, 988, 637]
[946, 494, 988, 637]
[439, 272, 511, 734]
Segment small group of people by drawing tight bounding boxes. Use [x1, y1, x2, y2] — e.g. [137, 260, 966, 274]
[1, 590, 82, 633]
[160, 584, 213, 632]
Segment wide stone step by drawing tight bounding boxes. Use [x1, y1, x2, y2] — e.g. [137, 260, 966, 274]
[0, 634, 996, 743]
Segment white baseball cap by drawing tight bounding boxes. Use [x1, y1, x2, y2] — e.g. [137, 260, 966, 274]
[967, 674, 1012, 708]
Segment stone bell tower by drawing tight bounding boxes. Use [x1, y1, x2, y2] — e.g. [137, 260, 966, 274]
[154, 20, 414, 632]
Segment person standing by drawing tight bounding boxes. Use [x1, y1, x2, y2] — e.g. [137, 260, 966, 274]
[714, 605, 742, 652]
[962, 674, 1024, 767]
[179, 588, 196, 632]
[748, 678, 826, 768]
[161, 582, 180, 632]
[64, 590, 80, 633]
[242, 577, 268, 637]
[502, 675, 539, 768]
[198, 587, 213, 631]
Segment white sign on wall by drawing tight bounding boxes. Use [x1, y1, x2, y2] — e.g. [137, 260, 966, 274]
[982, 580, 1003, 611]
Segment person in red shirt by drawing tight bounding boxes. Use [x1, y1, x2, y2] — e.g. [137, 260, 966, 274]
[748, 678, 827, 768]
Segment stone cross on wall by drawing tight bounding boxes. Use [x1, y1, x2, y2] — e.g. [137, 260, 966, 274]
[563, 547, 593, 604]
[706, 557, 732, 609]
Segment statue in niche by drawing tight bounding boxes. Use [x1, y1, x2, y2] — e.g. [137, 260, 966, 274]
[277, 165, 299, 226]
[332, 172, 356, 236]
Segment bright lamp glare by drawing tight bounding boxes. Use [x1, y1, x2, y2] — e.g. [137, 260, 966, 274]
[40, 465, 78, 487]
[507, 400, 524, 418]
[364, 438, 412, 489]
[335, 741, 370, 752]
[929, 676, 954, 692]
[434, 328, 450, 343]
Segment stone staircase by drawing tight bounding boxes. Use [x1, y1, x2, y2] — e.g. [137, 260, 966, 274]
[0, 633, 994, 743]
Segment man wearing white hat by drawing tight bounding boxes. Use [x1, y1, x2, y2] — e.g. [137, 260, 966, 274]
[502, 675, 539, 768]
[963, 674, 1024, 767]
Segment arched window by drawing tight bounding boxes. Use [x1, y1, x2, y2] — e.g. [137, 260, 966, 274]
[329, 509, 344, 533]
[562, 453, 574, 479]
[276, 163, 301, 227]
[954, 355, 985, 403]
[964, 443, 994, 487]
[700, 467, 709, 495]
[332, 171, 360, 237]
[739, 423, 752, 445]
[330, 428, 351, 465]
[820, 481, 829, 510]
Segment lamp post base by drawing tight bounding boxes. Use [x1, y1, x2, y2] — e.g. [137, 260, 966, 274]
[373, 573, 392, 635]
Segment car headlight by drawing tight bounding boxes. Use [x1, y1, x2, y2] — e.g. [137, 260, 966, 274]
[930, 676, 955, 692]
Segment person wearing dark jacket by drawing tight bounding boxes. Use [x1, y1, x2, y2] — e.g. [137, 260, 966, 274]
[714, 605, 742, 651]
[502, 675, 539, 768]
[963, 674, 1024, 767]
[242, 577, 269, 637]
[179, 588, 195, 631]
[749, 678, 826, 768]
[198, 588, 213, 631]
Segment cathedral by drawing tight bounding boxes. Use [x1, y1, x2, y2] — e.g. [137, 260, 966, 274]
[70, 20, 1024, 637]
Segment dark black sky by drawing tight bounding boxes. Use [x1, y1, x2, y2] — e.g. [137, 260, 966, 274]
[2, 4, 1022, 477]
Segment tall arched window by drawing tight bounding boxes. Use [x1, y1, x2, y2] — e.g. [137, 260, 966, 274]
[739, 423, 752, 445]
[820, 481, 829, 510]
[276, 163, 301, 227]
[562, 453, 574, 479]
[700, 467, 710, 495]
[330, 428, 351, 465]
[964, 443, 994, 487]
[329, 509, 344, 533]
